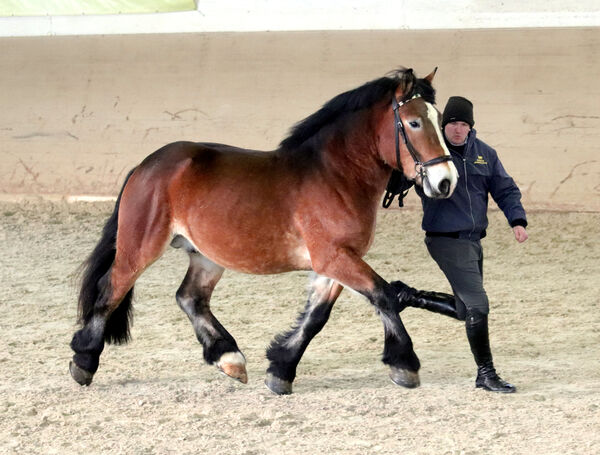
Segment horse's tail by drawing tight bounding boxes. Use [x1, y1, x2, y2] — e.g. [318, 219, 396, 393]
[77, 168, 136, 345]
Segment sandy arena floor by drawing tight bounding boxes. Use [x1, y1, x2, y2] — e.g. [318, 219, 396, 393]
[0, 201, 598, 454]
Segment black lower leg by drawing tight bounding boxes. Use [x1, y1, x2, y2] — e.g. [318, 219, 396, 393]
[71, 274, 115, 376]
[380, 312, 420, 371]
[266, 301, 334, 383]
[177, 289, 240, 365]
[198, 314, 241, 365]
[466, 309, 515, 393]
[411, 290, 461, 319]
[391, 280, 461, 320]
[465, 310, 492, 368]
[70, 323, 105, 374]
[370, 281, 420, 380]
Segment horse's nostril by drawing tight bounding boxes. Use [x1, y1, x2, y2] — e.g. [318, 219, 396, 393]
[438, 178, 450, 196]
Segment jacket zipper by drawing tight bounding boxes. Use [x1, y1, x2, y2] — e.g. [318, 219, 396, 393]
[463, 155, 476, 239]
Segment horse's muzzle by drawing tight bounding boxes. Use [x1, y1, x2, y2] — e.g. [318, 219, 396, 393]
[421, 166, 457, 199]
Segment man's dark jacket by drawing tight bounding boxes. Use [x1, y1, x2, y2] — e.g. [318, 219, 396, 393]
[416, 128, 527, 239]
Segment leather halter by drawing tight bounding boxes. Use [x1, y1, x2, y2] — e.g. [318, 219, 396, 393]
[392, 93, 452, 180]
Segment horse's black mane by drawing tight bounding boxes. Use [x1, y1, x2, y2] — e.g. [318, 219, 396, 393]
[279, 68, 436, 151]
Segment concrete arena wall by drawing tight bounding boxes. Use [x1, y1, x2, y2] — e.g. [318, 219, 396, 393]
[1, 28, 599, 211]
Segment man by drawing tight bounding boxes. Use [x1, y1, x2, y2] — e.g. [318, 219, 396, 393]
[393, 96, 528, 393]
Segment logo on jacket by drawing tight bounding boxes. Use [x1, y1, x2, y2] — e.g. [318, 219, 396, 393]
[474, 155, 488, 165]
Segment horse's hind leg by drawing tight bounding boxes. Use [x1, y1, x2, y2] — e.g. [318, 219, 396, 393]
[70, 251, 161, 385]
[69, 268, 138, 385]
[174, 241, 247, 383]
[70, 182, 172, 386]
[265, 273, 343, 395]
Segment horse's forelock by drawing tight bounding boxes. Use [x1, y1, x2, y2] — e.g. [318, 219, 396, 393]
[389, 68, 436, 105]
[394, 68, 416, 97]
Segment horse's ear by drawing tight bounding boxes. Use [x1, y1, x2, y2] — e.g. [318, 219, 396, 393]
[424, 67, 438, 83]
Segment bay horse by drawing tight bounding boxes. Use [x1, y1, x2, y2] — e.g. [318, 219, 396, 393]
[70, 68, 458, 394]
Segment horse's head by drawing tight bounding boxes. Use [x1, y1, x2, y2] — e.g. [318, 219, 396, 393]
[386, 68, 458, 199]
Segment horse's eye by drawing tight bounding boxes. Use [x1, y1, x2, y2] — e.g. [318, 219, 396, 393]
[408, 120, 421, 129]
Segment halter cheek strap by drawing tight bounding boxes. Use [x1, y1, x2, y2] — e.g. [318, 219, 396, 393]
[392, 94, 452, 179]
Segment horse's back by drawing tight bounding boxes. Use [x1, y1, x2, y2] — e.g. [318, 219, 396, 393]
[131, 141, 284, 199]
[120, 141, 311, 274]
[139, 140, 271, 170]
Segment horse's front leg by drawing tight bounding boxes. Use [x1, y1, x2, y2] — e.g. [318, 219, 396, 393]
[368, 275, 421, 388]
[313, 249, 421, 389]
[265, 273, 343, 395]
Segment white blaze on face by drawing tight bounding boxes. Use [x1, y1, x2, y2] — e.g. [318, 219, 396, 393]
[426, 102, 449, 155]
[422, 102, 458, 198]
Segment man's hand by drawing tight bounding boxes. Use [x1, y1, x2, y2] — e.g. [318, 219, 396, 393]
[513, 225, 528, 243]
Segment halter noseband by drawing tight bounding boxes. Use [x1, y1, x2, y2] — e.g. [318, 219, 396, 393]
[392, 93, 452, 180]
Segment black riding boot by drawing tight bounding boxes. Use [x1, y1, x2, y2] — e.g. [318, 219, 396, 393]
[465, 310, 516, 393]
[391, 280, 460, 320]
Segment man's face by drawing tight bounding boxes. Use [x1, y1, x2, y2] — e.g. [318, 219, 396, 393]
[444, 121, 471, 146]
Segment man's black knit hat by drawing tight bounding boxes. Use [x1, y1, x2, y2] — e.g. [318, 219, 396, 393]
[442, 96, 474, 128]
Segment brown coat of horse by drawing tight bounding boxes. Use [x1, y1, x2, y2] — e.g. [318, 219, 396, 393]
[70, 68, 458, 394]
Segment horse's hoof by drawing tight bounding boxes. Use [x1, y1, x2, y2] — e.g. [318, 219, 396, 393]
[264, 373, 293, 395]
[389, 367, 420, 389]
[69, 361, 94, 386]
[216, 352, 248, 384]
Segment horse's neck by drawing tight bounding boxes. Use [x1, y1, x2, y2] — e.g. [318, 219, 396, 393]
[321, 113, 390, 197]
